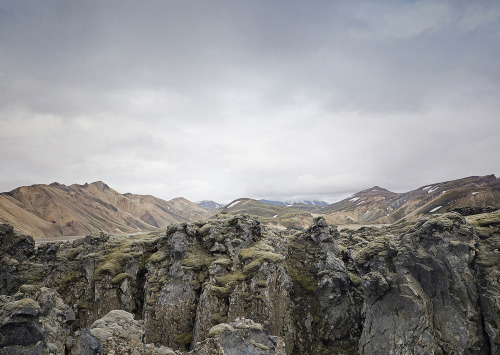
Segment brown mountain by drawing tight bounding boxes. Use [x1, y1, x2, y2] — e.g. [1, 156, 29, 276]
[0, 181, 211, 239]
[320, 174, 500, 225]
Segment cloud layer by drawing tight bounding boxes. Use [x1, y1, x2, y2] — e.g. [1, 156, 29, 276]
[1, 0, 499, 203]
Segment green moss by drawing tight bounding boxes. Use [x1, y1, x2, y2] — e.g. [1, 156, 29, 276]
[240, 242, 284, 275]
[111, 272, 132, 284]
[197, 271, 207, 283]
[256, 279, 267, 287]
[76, 300, 91, 310]
[148, 250, 168, 263]
[95, 260, 124, 277]
[208, 323, 234, 337]
[198, 224, 212, 236]
[211, 312, 228, 324]
[182, 245, 214, 271]
[243, 258, 264, 274]
[250, 339, 269, 351]
[56, 271, 82, 294]
[216, 270, 245, 286]
[287, 240, 318, 293]
[212, 257, 232, 266]
[94, 240, 142, 278]
[64, 247, 82, 260]
[210, 284, 234, 298]
[348, 272, 362, 286]
[174, 332, 192, 347]
[60, 271, 81, 284]
[353, 235, 392, 267]
[288, 268, 317, 293]
[190, 279, 201, 290]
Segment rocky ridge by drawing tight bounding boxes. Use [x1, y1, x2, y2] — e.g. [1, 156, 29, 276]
[0, 209, 499, 354]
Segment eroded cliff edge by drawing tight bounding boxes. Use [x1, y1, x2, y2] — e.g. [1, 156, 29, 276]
[1, 210, 499, 354]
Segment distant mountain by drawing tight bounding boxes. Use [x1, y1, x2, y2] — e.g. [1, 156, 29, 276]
[320, 175, 500, 225]
[259, 199, 328, 207]
[196, 200, 225, 210]
[0, 181, 211, 239]
[221, 198, 313, 229]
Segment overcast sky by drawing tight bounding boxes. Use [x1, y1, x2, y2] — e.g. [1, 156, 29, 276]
[1, 0, 499, 203]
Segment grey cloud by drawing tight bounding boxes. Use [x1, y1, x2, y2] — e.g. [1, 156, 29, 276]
[1, 0, 499, 202]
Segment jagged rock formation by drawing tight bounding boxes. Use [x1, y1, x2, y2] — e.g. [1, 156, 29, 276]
[1, 210, 499, 354]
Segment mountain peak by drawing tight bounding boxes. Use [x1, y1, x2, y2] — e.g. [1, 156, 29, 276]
[354, 186, 394, 196]
[89, 181, 110, 190]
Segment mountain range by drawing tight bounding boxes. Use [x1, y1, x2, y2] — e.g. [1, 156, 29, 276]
[258, 199, 329, 207]
[0, 181, 210, 239]
[221, 174, 500, 228]
[320, 174, 500, 225]
[1, 174, 499, 239]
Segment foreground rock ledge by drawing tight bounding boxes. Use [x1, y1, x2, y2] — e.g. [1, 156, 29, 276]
[0, 211, 499, 354]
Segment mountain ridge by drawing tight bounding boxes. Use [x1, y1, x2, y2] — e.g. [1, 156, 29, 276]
[0, 181, 211, 239]
[320, 174, 500, 225]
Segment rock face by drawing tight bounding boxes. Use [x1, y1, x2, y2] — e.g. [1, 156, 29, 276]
[0, 285, 74, 354]
[1, 211, 499, 354]
[192, 318, 286, 354]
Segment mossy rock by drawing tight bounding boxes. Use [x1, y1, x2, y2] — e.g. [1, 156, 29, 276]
[148, 250, 168, 263]
[182, 245, 215, 270]
[174, 332, 192, 346]
[208, 323, 234, 337]
[243, 258, 263, 274]
[111, 272, 132, 284]
[94, 240, 142, 278]
[216, 270, 245, 286]
[240, 242, 284, 275]
[287, 239, 318, 294]
[210, 284, 234, 298]
[212, 257, 232, 267]
[211, 312, 228, 324]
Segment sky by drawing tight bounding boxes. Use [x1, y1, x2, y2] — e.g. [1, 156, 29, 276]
[1, 0, 499, 204]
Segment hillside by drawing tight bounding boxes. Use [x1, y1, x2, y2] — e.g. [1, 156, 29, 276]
[0, 181, 211, 239]
[258, 199, 328, 212]
[196, 200, 225, 210]
[221, 198, 314, 228]
[321, 174, 500, 225]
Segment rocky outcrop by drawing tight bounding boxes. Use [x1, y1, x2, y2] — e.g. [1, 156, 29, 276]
[88, 309, 178, 355]
[0, 285, 74, 354]
[192, 318, 285, 354]
[1, 210, 499, 354]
